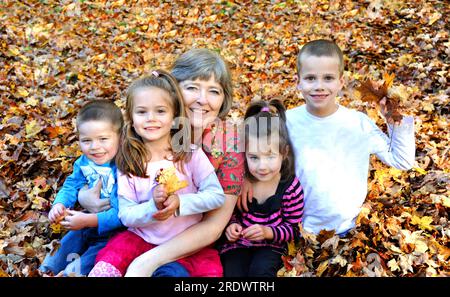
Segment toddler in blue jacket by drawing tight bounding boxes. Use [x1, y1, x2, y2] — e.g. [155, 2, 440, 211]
[40, 100, 124, 276]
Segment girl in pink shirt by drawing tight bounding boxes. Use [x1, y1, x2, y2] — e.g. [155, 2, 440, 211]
[89, 70, 225, 277]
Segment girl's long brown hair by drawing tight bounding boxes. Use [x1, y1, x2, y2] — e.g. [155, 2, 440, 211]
[116, 69, 191, 178]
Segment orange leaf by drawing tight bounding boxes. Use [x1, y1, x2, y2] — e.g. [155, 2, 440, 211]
[355, 79, 387, 103]
[383, 72, 395, 89]
[155, 167, 188, 195]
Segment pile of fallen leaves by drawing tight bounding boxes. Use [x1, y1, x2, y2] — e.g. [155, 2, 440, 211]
[0, 0, 448, 276]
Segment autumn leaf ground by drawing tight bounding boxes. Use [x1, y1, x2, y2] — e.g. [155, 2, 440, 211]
[0, 0, 448, 277]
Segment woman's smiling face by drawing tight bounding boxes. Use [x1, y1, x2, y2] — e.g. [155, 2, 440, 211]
[179, 75, 224, 131]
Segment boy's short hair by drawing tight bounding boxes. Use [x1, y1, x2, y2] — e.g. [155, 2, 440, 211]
[76, 100, 123, 132]
[296, 39, 344, 76]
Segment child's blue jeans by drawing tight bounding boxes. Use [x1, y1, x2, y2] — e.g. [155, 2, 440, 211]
[152, 262, 190, 277]
[39, 227, 112, 276]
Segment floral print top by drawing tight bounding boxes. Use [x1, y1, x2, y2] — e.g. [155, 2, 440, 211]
[201, 119, 245, 196]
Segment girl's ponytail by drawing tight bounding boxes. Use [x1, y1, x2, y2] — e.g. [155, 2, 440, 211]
[268, 99, 286, 122]
[243, 98, 295, 183]
[244, 99, 286, 121]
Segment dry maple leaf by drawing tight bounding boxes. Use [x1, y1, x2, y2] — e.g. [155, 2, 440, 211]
[155, 167, 188, 195]
[281, 255, 294, 271]
[49, 223, 64, 234]
[355, 72, 403, 123]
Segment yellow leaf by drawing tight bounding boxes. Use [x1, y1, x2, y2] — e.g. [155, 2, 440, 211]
[113, 33, 128, 42]
[413, 167, 427, 175]
[388, 167, 403, 179]
[428, 12, 441, 25]
[287, 240, 296, 256]
[426, 267, 438, 277]
[155, 167, 188, 195]
[397, 54, 414, 67]
[111, 0, 125, 8]
[346, 9, 359, 17]
[8, 46, 20, 56]
[389, 244, 403, 254]
[316, 260, 329, 276]
[252, 22, 265, 29]
[50, 223, 64, 234]
[431, 194, 450, 208]
[25, 120, 43, 138]
[331, 255, 347, 267]
[441, 196, 450, 208]
[31, 196, 47, 210]
[374, 169, 388, 190]
[17, 87, 29, 98]
[271, 60, 285, 68]
[63, 3, 76, 12]
[414, 239, 429, 254]
[163, 30, 177, 38]
[401, 230, 429, 254]
[411, 215, 433, 231]
[387, 259, 400, 271]
[382, 72, 395, 89]
[356, 205, 371, 225]
[33, 140, 48, 150]
[91, 53, 106, 62]
[304, 247, 314, 258]
[421, 101, 434, 112]
[228, 38, 242, 46]
[204, 15, 217, 22]
[25, 97, 39, 107]
[0, 267, 9, 277]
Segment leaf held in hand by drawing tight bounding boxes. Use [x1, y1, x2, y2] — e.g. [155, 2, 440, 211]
[354, 72, 403, 123]
[155, 167, 188, 195]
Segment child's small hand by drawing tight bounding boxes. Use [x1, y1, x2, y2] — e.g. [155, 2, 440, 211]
[153, 184, 168, 210]
[152, 194, 179, 221]
[237, 179, 253, 212]
[242, 224, 273, 241]
[225, 223, 242, 242]
[60, 210, 88, 230]
[48, 203, 66, 223]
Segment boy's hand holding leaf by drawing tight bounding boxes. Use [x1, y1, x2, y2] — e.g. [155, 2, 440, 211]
[354, 72, 404, 125]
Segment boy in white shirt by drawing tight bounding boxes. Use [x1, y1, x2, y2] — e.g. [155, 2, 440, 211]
[241, 39, 415, 236]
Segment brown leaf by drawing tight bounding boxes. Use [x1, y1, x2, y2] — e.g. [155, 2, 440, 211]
[354, 73, 403, 123]
[355, 79, 387, 103]
[316, 229, 336, 244]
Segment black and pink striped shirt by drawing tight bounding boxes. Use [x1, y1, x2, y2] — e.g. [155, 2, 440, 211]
[219, 176, 304, 254]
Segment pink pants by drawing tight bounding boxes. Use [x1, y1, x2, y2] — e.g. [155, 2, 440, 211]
[94, 230, 223, 277]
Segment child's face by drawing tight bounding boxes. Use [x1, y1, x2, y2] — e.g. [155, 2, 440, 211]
[179, 75, 224, 131]
[78, 120, 120, 165]
[297, 54, 344, 117]
[246, 135, 283, 183]
[131, 87, 175, 144]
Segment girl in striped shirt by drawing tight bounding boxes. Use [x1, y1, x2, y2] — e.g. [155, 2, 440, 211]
[219, 99, 304, 277]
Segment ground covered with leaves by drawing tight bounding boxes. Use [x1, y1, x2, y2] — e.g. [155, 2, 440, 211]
[0, 0, 448, 277]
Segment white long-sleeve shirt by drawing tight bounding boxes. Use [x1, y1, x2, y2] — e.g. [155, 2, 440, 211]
[286, 105, 415, 234]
